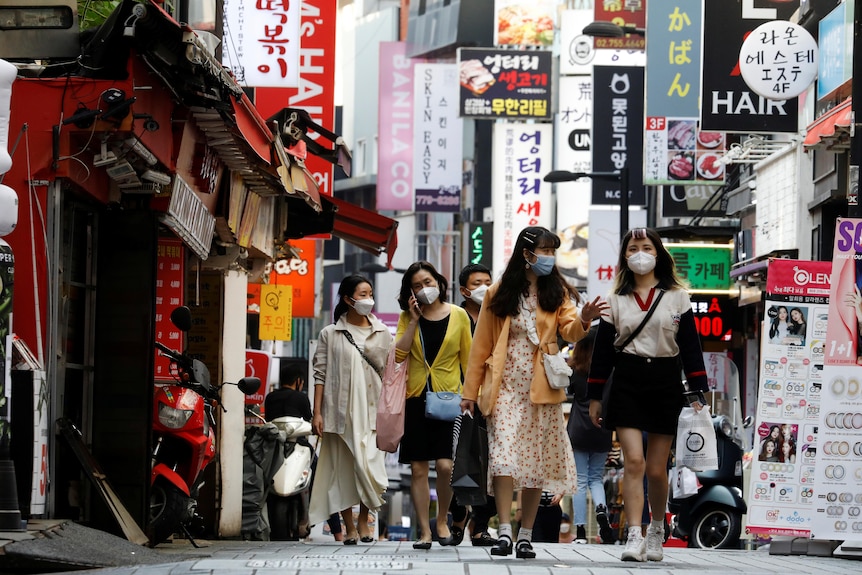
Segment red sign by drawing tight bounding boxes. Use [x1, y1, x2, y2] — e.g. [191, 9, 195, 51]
[154, 238, 185, 381]
[256, 0, 337, 197]
[594, 1, 646, 50]
[245, 349, 270, 424]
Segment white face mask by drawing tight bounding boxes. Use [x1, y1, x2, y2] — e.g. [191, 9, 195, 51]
[350, 297, 374, 316]
[416, 286, 440, 305]
[627, 251, 657, 275]
[559, 523, 571, 534]
[467, 284, 489, 305]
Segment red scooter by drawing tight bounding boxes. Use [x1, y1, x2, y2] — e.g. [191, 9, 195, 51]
[148, 306, 260, 546]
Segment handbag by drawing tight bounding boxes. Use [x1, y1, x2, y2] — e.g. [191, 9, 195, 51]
[418, 326, 462, 422]
[670, 465, 701, 499]
[451, 411, 488, 506]
[376, 347, 408, 452]
[543, 350, 573, 389]
[675, 405, 719, 471]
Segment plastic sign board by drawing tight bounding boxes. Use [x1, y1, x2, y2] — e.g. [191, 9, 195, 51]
[667, 244, 733, 292]
[259, 284, 293, 341]
[739, 21, 818, 101]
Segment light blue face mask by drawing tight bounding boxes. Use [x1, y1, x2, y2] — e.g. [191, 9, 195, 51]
[529, 251, 556, 276]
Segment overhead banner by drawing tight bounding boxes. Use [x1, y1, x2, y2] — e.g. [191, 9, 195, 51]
[413, 63, 463, 212]
[222, 0, 301, 88]
[458, 48, 552, 120]
[747, 259, 831, 538]
[592, 66, 645, 206]
[701, 0, 798, 133]
[377, 42, 419, 211]
[491, 123, 553, 277]
[814, 218, 862, 539]
[555, 75, 593, 284]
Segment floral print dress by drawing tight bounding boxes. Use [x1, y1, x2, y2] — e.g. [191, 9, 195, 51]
[486, 293, 579, 495]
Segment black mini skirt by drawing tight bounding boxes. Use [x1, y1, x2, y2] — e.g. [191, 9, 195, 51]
[604, 353, 686, 436]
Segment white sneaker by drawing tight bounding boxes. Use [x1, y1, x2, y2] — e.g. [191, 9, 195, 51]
[646, 523, 664, 561]
[621, 527, 645, 562]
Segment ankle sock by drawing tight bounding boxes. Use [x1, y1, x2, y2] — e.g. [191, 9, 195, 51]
[649, 519, 663, 531]
[498, 523, 512, 541]
[517, 527, 533, 542]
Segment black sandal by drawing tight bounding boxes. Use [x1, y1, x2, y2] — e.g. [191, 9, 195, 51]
[490, 535, 512, 556]
[515, 540, 536, 559]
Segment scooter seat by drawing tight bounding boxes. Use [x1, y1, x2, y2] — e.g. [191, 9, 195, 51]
[270, 416, 313, 439]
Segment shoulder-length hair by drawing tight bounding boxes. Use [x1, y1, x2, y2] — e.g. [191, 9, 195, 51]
[397, 261, 449, 311]
[488, 226, 580, 317]
[572, 326, 597, 376]
[612, 227, 684, 295]
[333, 274, 372, 321]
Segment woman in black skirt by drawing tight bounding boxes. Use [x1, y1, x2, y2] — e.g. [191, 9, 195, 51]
[394, 261, 472, 549]
[587, 228, 708, 563]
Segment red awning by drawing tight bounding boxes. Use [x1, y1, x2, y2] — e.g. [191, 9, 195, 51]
[803, 97, 853, 150]
[231, 92, 273, 163]
[322, 196, 399, 266]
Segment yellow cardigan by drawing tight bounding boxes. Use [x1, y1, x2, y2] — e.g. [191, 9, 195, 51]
[463, 282, 587, 417]
[395, 305, 472, 398]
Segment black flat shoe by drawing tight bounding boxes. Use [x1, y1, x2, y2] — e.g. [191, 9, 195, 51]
[412, 540, 432, 550]
[343, 538, 358, 546]
[360, 536, 374, 543]
[437, 534, 455, 546]
[490, 535, 512, 556]
[471, 532, 498, 547]
[515, 540, 536, 559]
[449, 525, 465, 546]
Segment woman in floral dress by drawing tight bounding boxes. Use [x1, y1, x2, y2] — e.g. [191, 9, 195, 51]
[461, 226, 607, 559]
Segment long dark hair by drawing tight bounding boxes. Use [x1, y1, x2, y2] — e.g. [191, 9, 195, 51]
[612, 227, 684, 295]
[572, 326, 597, 376]
[333, 274, 372, 321]
[397, 261, 449, 311]
[489, 226, 580, 317]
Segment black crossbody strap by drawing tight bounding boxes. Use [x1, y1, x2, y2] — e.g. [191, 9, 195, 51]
[615, 289, 665, 353]
[342, 331, 383, 378]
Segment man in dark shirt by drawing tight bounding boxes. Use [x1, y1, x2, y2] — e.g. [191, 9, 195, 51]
[264, 364, 312, 422]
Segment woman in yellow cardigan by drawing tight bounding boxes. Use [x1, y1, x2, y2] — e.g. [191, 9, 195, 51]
[394, 261, 472, 549]
[461, 227, 607, 559]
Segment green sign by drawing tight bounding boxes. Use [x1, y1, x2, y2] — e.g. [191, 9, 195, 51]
[467, 222, 493, 269]
[668, 245, 733, 291]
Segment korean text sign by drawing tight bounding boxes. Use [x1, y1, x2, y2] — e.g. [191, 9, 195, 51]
[259, 285, 293, 341]
[222, 0, 301, 88]
[269, 238, 316, 318]
[667, 245, 733, 292]
[154, 239, 184, 382]
[458, 48, 552, 120]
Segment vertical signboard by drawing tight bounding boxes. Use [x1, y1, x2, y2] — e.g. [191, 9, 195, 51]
[413, 63, 463, 212]
[592, 66, 645, 206]
[260, 285, 293, 341]
[377, 42, 418, 211]
[747, 259, 831, 538]
[701, 0, 798, 132]
[154, 238, 185, 382]
[466, 222, 493, 271]
[585, 208, 647, 299]
[814, 219, 862, 539]
[491, 123, 553, 276]
[222, 0, 301, 88]
[645, 0, 701, 119]
[817, 2, 853, 101]
[256, 0, 337, 196]
[0, 240, 11, 440]
[555, 75, 593, 284]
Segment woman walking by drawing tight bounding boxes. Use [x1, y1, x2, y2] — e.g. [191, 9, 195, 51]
[461, 226, 607, 559]
[309, 275, 391, 544]
[394, 261, 472, 549]
[587, 228, 708, 563]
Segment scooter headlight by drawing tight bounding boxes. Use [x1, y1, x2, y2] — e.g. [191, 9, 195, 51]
[716, 415, 734, 439]
[158, 402, 194, 429]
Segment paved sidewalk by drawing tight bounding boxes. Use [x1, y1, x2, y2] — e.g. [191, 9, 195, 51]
[55, 537, 861, 575]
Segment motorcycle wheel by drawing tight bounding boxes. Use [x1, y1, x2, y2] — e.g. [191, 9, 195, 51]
[148, 479, 193, 547]
[268, 497, 291, 541]
[688, 506, 742, 549]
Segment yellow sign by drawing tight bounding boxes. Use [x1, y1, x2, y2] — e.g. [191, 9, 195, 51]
[259, 284, 293, 341]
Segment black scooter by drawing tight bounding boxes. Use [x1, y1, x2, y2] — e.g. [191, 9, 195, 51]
[668, 355, 751, 549]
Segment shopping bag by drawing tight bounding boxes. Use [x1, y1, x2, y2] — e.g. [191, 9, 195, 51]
[675, 406, 719, 471]
[451, 411, 488, 507]
[376, 348, 408, 453]
[670, 466, 701, 499]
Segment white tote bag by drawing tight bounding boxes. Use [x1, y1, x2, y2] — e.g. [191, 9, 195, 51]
[670, 466, 700, 499]
[675, 406, 718, 471]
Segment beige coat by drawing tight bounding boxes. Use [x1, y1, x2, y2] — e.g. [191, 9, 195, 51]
[462, 282, 587, 417]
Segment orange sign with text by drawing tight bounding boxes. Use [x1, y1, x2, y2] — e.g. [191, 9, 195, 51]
[270, 239, 316, 318]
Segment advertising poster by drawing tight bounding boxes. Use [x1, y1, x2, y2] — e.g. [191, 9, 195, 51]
[812, 218, 862, 539]
[559, 7, 646, 76]
[644, 119, 726, 185]
[154, 238, 185, 382]
[491, 123, 553, 277]
[269, 239, 316, 318]
[493, 0, 557, 47]
[746, 259, 831, 537]
[458, 48, 552, 120]
[593, 0, 645, 50]
[377, 42, 419, 211]
[413, 63, 463, 212]
[585, 208, 647, 300]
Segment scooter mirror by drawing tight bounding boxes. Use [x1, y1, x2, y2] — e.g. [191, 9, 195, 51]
[170, 306, 193, 332]
[742, 415, 753, 428]
[238, 376, 261, 396]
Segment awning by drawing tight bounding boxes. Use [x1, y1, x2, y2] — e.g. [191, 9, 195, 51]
[323, 196, 399, 267]
[803, 97, 853, 150]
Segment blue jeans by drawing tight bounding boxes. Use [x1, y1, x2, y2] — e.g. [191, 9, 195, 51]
[572, 449, 609, 525]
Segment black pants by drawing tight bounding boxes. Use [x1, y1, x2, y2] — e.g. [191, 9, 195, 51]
[533, 505, 563, 543]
